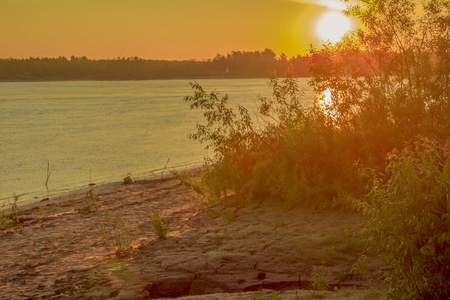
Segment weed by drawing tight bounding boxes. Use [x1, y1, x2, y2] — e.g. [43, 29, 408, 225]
[0, 210, 8, 229]
[271, 290, 281, 300]
[100, 210, 133, 257]
[175, 169, 216, 208]
[84, 187, 98, 212]
[9, 194, 22, 224]
[310, 265, 330, 290]
[150, 210, 170, 240]
[0, 194, 23, 230]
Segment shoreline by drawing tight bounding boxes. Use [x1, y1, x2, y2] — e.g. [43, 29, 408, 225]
[1, 167, 382, 299]
[1, 163, 204, 211]
[0, 75, 310, 83]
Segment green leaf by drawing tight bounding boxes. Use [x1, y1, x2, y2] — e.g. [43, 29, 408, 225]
[419, 244, 435, 256]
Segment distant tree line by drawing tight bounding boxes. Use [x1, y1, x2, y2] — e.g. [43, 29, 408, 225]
[0, 49, 309, 81]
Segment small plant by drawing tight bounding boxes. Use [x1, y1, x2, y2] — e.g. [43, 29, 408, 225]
[100, 210, 133, 257]
[271, 290, 281, 300]
[0, 194, 24, 232]
[9, 194, 23, 224]
[0, 210, 8, 229]
[150, 210, 170, 240]
[310, 265, 330, 291]
[84, 187, 98, 212]
[176, 169, 216, 208]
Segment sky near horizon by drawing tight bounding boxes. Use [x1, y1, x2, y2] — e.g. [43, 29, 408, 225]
[0, 0, 358, 60]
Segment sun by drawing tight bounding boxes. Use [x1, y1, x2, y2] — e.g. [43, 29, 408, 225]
[316, 11, 351, 43]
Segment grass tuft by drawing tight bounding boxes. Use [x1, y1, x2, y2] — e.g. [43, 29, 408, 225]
[150, 210, 170, 240]
[100, 210, 133, 258]
[0, 194, 23, 231]
[84, 187, 98, 212]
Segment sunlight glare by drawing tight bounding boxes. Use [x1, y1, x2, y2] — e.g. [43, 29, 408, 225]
[319, 87, 339, 126]
[316, 11, 351, 43]
[322, 88, 333, 107]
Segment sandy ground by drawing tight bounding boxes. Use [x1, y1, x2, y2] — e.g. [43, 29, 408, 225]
[0, 169, 383, 299]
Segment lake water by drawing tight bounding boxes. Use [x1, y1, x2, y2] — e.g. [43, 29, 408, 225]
[0, 78, 314, 207]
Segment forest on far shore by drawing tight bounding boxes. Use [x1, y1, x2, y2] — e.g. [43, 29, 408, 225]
[0, 49, 309, 81]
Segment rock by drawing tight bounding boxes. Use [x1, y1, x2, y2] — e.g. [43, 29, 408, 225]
[122, 176, 134, 185]
[257, 272, 266, 280]
[149, 275, 195, 298]
[189, 279, 224, 295]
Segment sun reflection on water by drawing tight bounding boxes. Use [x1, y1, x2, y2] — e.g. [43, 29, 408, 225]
[319, 87, 340, 126]
[321, 88, 333, 107]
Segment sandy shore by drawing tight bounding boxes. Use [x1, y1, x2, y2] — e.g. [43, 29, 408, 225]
[0, 168, 383, 299]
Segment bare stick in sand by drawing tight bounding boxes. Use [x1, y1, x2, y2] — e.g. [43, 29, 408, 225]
[45, 161, 52, 194]
[160, 158, 170, 180]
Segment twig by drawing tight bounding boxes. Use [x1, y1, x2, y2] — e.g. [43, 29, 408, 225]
[160, 158, 171, 180]
[45, 161, 52, 194]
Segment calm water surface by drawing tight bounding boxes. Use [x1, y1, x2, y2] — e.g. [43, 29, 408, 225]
[0, 78, 314, 206]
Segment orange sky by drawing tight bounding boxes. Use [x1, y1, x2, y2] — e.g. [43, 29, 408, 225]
[0, 0, 357, 60]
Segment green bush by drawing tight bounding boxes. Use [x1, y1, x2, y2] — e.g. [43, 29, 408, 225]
[184, 77, 363, 208]
[361, 139, 450, 299]
[184, 81, 258, 202]
[183, 0, 449, 210]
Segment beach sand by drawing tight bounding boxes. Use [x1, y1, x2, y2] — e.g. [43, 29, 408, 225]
[0, 168, 382, 299]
